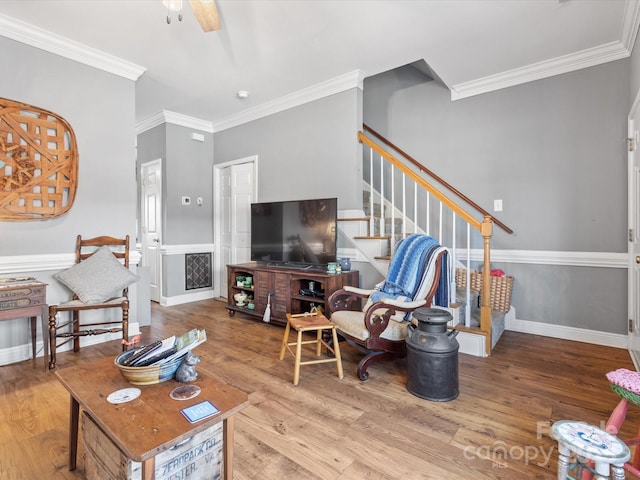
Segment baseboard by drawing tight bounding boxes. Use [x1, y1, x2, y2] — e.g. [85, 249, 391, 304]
[161, 290, 215, 307]
[457, 331, 487, 357]
[505, 316, 628, 349]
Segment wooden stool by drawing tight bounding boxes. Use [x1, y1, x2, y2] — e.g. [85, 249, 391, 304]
[279, 313, 344, 385]
[551, 420, 630, 479]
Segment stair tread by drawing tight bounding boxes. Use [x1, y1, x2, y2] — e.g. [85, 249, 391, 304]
[451, 325, 489, 336]
[353, 235, 390, 240]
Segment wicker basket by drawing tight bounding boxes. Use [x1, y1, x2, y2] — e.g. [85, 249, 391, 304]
[455, 268, 514, 313]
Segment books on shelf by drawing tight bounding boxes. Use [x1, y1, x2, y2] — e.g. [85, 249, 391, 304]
[125, 329, 207, 367]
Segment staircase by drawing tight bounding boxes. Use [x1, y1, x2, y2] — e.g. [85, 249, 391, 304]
[337, 126, 514, 357]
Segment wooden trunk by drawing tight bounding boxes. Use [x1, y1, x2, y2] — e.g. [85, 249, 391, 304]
[82, 412, 223, 480]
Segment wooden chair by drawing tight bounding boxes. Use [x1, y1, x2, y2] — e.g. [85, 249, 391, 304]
[48, 235, 134, 369]
[327, 234, 448, 381]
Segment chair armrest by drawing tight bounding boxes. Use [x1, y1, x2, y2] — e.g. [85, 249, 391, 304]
[362, 298, 427, 338]
[378, 298, 427, 310]
[327, 287, 370, 313]
[343, 286, 374, 296]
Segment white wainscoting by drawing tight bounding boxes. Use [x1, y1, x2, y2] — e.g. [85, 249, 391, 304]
[0, 247, 630, 365]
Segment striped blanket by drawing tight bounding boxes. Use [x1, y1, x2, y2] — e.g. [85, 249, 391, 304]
[370, 234, 449, 311]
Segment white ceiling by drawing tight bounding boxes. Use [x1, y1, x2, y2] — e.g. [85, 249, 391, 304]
[0, 0, 638, 131]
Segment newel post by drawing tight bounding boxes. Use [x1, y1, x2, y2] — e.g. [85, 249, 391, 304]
[480, 215, 493, 355]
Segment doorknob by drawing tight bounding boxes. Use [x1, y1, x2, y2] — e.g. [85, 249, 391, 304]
[153, 238, 160, 243]
[636, 256, 640, 264]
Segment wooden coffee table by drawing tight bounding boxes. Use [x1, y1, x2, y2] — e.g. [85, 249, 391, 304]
[55, 355, 249, 480]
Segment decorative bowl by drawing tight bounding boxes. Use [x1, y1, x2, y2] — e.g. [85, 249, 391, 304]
[234, 292, 247, 303]
[114, 350, 185, 386]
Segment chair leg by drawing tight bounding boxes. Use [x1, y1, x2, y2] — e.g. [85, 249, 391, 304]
[122, 301, 129, 351]
[356, 351, 396, 381]
[315, 329, 322, 356]
[72, 310, 80, 352]
[605, 399, 629, 435]
[48, 307, 57, 370]
[279, 321, 291, 360]
[294, 329, 303, 386]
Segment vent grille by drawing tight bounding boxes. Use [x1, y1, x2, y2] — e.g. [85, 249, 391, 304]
[185, 253, 212, 290]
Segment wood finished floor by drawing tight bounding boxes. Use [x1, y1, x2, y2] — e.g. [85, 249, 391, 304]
[1, 298, 639, 479]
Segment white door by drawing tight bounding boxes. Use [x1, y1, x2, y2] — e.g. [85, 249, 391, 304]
[215, 157, 256, 299]
[141, 159, 162, 303]
[628, 101, 640, 368]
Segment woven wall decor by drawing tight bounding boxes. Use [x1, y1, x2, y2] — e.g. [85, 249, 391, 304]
[0, 97, 78, 220]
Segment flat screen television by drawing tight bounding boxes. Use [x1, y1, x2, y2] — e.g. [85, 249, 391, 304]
[250, 197, 337, 268]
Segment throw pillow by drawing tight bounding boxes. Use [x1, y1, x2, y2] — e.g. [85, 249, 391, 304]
[55, 245, 138, 304]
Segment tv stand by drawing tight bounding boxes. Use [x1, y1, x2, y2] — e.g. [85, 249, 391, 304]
[265, 262, 325, 271]
[226, 262, 359, 326]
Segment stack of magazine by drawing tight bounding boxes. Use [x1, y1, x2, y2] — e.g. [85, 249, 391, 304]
[122, 328, 207, 367]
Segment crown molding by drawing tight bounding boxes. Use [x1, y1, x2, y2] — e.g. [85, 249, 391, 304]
[622, 0, 640, 53]
[163, 111, 214, 133]
[135, 111, 214, 135]
[212, 69, 366, 132]
[135, 112, 166, 135]
[0, 13, 146, 81]
[450, 0, 640, 101]
[450, 40, 630, 100]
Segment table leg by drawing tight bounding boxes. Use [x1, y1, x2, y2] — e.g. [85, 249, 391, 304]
[223, 416, 234, 480]
[41, 305, 48, 370]
[29, 316, 36, 361]
[142, 456, 155, 480]
[68, 396, 79, 471]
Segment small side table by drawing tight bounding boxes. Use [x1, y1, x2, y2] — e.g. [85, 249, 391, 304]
[279, 312, 344, 385]
[551, 420, 630, 479]
[0, 280, 48, 369]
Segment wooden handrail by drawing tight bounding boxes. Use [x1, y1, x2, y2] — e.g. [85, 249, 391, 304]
[358, 131, 482, 232]
[359, 128, 496, 355]
[363, 124, 513, 234]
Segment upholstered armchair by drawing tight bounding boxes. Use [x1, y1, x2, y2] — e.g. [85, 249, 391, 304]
[328, 234, 448, 380]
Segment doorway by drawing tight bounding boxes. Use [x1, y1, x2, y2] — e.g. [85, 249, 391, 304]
[213, 156, 257, 299]
[141, 159, 162, 303]
[629, 96, 640, 369]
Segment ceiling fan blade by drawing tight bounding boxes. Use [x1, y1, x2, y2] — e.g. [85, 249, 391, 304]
[189, 0, 221, 32]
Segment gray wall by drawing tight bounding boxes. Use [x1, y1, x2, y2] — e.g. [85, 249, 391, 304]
[214, 89, 363, 209]
[1, 37, 137, 255]
[364, 59, 630, 334]
[165, 124, 214, 245]
[631, 35, 640, 105]
[0, 37, 139, 352]
[136, 123, 214, 298]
